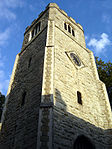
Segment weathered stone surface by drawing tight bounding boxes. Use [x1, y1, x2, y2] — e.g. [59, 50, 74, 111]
[0, 9, 48, 149]
[0, 2, 112, 149]
[50, 3, 112, 149]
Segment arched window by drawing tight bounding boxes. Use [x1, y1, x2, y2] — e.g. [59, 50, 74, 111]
[74, 135, 95, 149]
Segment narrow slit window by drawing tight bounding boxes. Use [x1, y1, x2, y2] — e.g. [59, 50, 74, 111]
[34, 28, 36, 36]
[15, 124, 17, 131]
[72, 29, 75, 36]
[32, 22, 41, 38]
[64, 23, 67, 30]
[21, 91, 26, 106]
[35, 24, 38, 35]
[28, 57, 32, 68]
[35, 24, 39, 35]
[32, 29, 34, 38]
[29, 32, 31, 41]
[38, 22, 41, 31]
[36, 22, 41, 34]
[77, 91, 82, 105]
[68, 25, 71, 33]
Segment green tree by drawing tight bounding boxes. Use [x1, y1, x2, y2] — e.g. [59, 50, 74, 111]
[95, 57, 112, 108]
[0, 92, 5, 121]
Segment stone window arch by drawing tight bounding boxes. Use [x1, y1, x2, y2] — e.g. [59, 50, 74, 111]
[73, 135, 95, 149]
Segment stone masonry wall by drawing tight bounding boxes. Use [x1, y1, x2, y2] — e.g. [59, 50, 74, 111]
[0, 24, 47, 149]
[50, 4, 112, 149]
[52, 4, 112, 129]
[48, 4, 86, 48]
[0, 3, 112, 149]
[53, 106, 112, 149]
[22, 7, 49, 49]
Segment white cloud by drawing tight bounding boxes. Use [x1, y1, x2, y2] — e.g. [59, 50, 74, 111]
[87, 33, 111, 53]
[0, 28, 10, 45]
[0, 0, 24, 20]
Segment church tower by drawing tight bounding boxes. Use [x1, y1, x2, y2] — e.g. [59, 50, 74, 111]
[0, 3, 112, 149]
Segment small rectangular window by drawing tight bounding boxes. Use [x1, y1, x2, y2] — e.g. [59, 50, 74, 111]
[38, 22, 41, 31]
[28, 57, 32, 68]
[31, 22, 41, 39]
[36, 22, 41, 34]
[64, 23, 67, 30]
[29, 32, 31, 41]
[34, 28, 36, 36]
[32, 30, 34, 38]
[68, 25, 71, 33]
[21, 91, 26, 106]
[37, 25, 39, 34]
[35, 25, 38, 35]
[77, 91, 82, 105]
[72, 29, 75, 36]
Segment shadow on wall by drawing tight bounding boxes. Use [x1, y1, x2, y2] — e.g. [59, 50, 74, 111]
[0, 76, 43, 148]
[0, 144, 10, 149]
[0, 88, 112, 149]
[54, 88, 112, 149]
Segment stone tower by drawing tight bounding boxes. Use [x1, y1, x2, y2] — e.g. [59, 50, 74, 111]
[0, 3, 112, 149]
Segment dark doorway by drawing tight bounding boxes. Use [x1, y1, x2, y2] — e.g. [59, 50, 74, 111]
[74, 135, 95, 149]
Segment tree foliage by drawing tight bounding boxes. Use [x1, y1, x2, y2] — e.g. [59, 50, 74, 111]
[95, 57, 112, 108]
[0, 92, 5, 121]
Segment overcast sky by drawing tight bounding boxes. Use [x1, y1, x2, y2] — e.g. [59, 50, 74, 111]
[0, 0, 112, 95]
